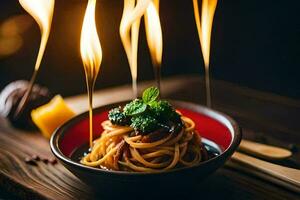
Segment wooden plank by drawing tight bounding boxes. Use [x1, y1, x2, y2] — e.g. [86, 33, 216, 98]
[0, 126, 92, 200]
[0, 75, 299, 199]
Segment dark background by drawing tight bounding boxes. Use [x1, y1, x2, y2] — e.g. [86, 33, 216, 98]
[0, 0, 299, 98]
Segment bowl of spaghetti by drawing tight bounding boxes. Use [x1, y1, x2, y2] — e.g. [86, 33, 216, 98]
[50, 87, 241, 194]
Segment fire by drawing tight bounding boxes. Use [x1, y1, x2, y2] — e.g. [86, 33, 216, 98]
[14, 0, 54, 117]
[120, 0, 163, 96]
[120, 0, 151, 97]
[144, 1, 162, 67]
[80, 0, 102, 147]
[144, 0, 163, 91]
[193, 0, 218, 107]
[19, 0, 55, 70]
[153, 0, 160, 10]
[80, 0, 102, 74]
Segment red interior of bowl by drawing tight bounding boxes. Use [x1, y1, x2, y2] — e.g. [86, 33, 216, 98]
[60, 108, 232, 157]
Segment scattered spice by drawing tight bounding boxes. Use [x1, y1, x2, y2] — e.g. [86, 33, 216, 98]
[24, 156, 37, 166]
[49, 158, 57, 165]
[24, 155, 57, 165]
[31, 155, 40, 161]
[42, 158, 49, 164]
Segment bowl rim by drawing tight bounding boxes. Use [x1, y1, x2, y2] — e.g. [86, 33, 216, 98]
[50, 100, 242, 176]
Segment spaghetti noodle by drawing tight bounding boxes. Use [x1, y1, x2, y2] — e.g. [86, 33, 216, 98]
[81, 114, 208, 172]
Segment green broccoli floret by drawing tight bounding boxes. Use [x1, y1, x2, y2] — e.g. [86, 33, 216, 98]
[130, 114, 159, 133]
[123, 99, 147, 116]
[108, 107, 129, 125]
[150, 100, 181, 123]
[150, 100, 172, 117]
[108, 87, 183, 132]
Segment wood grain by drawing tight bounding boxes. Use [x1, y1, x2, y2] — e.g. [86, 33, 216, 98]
[0, 127, 91, 200]
[239, 139, 292, 160]
[232, 152, 300, 192]
[0, 75, 300, 199]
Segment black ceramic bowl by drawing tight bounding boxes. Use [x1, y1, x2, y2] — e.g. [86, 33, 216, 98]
[50, 100, 241, 194]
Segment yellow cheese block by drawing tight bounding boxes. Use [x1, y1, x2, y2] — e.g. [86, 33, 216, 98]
[31, 95, 75, 139]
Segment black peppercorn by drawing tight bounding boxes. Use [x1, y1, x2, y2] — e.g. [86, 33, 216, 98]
[24, 156, 37, 166]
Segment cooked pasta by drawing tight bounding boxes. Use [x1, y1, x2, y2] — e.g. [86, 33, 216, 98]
[81, 115, 208, 172]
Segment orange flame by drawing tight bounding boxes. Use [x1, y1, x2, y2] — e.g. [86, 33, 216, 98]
[120, 0, 151, 97]
[19, 0, 54, 71]
[80, 0, 102, 147]
[193, 0, 217, 67]
[144, 0, 163, 92]
[193, 0, 218, 107]
[80, 0, 102, 75]
[14, 0, 54, 117]
[144, 1, 162, 67]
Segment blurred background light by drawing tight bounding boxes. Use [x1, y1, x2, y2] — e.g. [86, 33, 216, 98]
[0, 14, 32, 57]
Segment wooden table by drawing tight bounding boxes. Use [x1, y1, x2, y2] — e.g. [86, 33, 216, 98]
[0, 75, 299, 200]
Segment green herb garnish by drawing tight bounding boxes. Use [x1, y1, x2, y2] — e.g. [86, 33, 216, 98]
[131, 114, 159, 133]
[107, 87, 182, 133]
[150, 100, 181, 123]
[123, 99, 147, 116]
[142, 86, 159, 104]
[108, 107, 128, 125]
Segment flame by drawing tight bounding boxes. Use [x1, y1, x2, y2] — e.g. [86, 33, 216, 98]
[14, 0, 54, 118]
[19, 0, 54, 70]
[144, 0, 162, 66]
[153, 0, 160, 10]
[80, 0, 102, 148]
[193, 0, 217, 68]
[80, 0, 102, 75]
[120, 0, 150, 97]
[193, 0, 218, 107]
